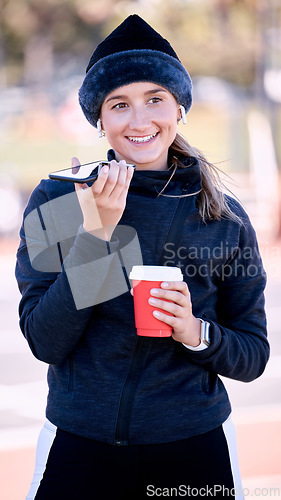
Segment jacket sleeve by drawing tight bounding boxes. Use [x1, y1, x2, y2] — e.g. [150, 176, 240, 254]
[182, 209, 269, 383]
[15, 180, 121, 365]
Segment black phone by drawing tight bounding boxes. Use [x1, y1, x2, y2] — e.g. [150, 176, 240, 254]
[49, 161, 135, 183]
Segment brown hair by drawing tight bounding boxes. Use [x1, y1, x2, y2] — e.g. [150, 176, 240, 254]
[160, 132, 242, 224]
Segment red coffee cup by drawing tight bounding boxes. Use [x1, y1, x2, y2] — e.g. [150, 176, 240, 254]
[129, 266, 183, 337]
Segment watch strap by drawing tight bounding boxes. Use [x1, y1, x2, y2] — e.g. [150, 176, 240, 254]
[182, 318, 211, 351]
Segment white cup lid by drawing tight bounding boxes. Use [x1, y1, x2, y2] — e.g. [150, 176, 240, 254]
[129, 265, 183, 281]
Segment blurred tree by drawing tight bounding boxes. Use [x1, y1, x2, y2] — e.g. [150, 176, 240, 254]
[151, 0, 260, 86]
[1, 0, 108, 85]
[0, 0, 280, 90]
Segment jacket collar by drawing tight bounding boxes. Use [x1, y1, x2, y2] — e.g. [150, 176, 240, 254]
[107, 149, 202, 197]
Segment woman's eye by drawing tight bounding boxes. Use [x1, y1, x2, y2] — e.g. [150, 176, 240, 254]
[113, 102, 128, 109]
[148, 97, 162, 104]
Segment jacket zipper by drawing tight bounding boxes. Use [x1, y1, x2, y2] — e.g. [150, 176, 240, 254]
[114, 196, 191, 445]
[114, 337, 146, 446]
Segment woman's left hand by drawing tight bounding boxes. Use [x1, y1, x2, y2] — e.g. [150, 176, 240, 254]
[148, 281, 201, 346]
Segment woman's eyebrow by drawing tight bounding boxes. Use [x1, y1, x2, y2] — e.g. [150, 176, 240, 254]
[144, 88, 168, 95]
[105, 88, 167, 104]
[105, 94, 127, 103]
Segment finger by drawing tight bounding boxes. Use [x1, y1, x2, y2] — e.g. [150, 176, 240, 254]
[111, 160, 128, 199]
[91, 164, 109, 196]
[74, 182, 88, 193]
[152, 309, 179, 328]
[160, 281, 189, 295]
[148, 296, 184, 317]
[72, 157, 84, 194]
[71, 156, 81, 167]
[150, 288, 188, 307]
[118, 165, 135, 204]
[124, 165, 135, 188]
[150, 289, 186, 307]
[99, 160, 120, 197]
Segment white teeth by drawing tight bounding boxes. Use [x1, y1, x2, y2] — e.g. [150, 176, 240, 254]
[127, 133, 157, 143]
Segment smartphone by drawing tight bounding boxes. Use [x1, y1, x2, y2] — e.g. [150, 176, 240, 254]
[49, 161, 135, 183]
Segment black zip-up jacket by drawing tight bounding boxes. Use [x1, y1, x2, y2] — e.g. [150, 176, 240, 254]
[15, 152, 269, 445]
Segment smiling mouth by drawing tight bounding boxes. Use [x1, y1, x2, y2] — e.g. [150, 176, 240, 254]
[127, 132, 158, 143]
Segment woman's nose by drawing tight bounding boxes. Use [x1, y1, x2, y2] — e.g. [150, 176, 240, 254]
[129, 107, 152, 130]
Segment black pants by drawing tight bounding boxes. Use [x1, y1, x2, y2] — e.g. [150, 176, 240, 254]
[35, 425, 236, 499]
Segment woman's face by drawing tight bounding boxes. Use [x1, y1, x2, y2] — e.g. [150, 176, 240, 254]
[100, 82, 181, 170]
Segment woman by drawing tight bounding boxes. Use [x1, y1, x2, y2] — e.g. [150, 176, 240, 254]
[16, 15, 269, 500]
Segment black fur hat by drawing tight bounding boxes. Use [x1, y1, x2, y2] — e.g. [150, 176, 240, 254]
[78, 15, 192, 128]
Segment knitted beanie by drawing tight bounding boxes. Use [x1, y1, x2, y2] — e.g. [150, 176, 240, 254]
[78, 15, 192, 128]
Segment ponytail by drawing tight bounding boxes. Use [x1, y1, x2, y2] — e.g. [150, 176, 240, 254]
[168, 133, 242, 224]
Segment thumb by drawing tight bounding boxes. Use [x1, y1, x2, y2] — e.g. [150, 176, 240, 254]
[71, 156, 81, 167]
[75, 182, 88, 193]
[72, 157, 84, 193]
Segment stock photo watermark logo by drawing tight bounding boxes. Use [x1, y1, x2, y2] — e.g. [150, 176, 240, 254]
[146, 484, 281, 497]
[162, 242, 265, 281]
[24, 191, 143, 309]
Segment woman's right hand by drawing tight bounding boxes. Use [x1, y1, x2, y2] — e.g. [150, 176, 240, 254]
[74, 157, 134, 240]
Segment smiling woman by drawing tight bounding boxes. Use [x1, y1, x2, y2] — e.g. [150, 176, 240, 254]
[100, 83, 179, 171]
[78, 15, 239, 223]
[16, 13, 268, 500]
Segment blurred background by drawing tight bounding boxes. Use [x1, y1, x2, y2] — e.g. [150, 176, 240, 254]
[0, 0, 280, 498]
